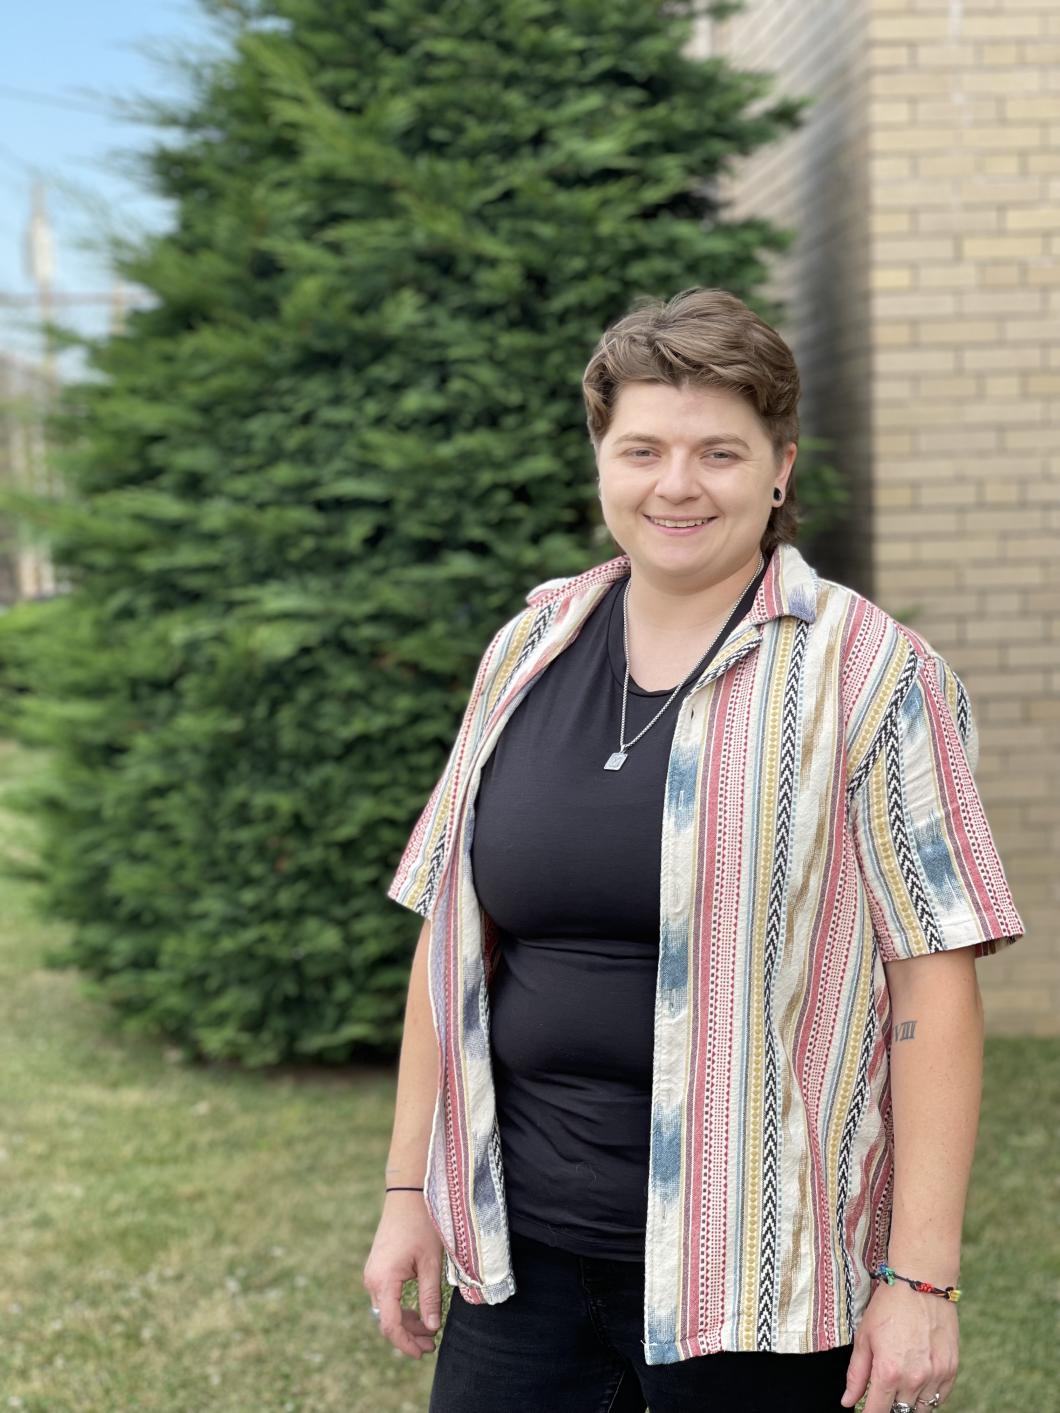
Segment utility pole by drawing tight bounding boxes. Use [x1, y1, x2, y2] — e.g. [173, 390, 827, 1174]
[26, 180, 57, 385]
[0, 184, 150, 603]
[5, 179, 60, 599]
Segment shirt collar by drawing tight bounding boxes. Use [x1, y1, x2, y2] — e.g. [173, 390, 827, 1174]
[528, 541, 818, 627]
[748, 541, 819, 626]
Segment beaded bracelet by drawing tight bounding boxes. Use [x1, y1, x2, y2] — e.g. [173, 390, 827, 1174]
[871, 1261, 962, 1302]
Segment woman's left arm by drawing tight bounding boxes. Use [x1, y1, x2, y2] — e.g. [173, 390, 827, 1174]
[841, 946, 983, 1412]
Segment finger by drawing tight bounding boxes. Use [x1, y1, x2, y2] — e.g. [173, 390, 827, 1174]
[374, 1279, 428, 1360]
[919, 1374, 955, 1410]
[401, 1305, 440, 1350]
[864, 1376, 900, 1413]
[416, 1260, 443, 1333]
[402, 1309, 435, 1335]
[840, 1341, 872, 1408]
[399, 1304, 438, 1340]
[935, 1370, 958, 1406]
[400, 1306, 439, 1353]
[906, 1361, 950, 1412]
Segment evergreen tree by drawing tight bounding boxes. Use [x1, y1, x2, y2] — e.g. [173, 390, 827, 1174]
[0, 0, 835, 1065]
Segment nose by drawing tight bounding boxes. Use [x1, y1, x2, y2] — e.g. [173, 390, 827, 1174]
[652, 451, 706, 502]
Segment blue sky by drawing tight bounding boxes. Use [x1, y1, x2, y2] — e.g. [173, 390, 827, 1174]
[0, 0, 222, 364]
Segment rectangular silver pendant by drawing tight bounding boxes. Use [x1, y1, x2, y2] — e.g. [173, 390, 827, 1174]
[604, 751, 627, 771]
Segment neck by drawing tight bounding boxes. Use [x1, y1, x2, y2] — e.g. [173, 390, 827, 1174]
[625, 550, 766, 636]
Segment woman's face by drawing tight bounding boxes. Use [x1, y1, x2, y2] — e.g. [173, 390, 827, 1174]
[595, 381, 797, 586]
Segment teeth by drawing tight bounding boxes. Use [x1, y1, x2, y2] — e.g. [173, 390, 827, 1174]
[650, 517, 710, 527]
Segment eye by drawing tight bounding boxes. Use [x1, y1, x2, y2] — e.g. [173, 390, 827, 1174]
[622, 449, 735, 461]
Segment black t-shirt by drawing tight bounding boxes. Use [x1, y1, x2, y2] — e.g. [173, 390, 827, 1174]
[469, 559, 769, 1259]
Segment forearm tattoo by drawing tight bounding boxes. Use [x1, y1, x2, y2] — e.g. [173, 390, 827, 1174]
[892, 1018, 918, 1043]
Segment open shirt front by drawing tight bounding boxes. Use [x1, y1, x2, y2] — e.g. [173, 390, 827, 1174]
[386, 542, 1025, 1366]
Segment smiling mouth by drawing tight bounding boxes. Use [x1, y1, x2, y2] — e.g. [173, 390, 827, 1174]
[645, 515, 718, 528]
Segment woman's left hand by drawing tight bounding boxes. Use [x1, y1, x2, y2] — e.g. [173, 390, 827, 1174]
[840, 1280, 959, 1411]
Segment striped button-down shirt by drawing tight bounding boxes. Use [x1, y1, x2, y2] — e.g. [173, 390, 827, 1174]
[386, 541, 1024, 1365]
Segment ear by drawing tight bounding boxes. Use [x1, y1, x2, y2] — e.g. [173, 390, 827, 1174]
[777, 441, 798, 490]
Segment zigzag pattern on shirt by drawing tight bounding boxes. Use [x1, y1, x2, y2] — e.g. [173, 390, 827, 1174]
[845, 646, 920, 801]
[882, 701, 947, 953]
[955, 675, 970, 744]
[489, 603, 558, 714]
[693, 632, 763, 691]
[756, 617, 809, 1348]
[415, 833, 448, 919]
[835, 997, 877, 1336]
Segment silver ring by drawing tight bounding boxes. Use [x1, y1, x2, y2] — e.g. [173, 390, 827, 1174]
[891, 1403, 916, 1413]
[370, 1305, 381, 1321]
[916, 1399, 942, 1410]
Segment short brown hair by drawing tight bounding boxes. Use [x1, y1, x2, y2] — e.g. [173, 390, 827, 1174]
[582, 287, 802, 553]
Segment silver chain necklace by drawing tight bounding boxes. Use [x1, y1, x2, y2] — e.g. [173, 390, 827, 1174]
[603, 553, 765, 772]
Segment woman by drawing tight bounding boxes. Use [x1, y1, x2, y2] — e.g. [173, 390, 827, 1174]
[362, 288, 1024, 1413]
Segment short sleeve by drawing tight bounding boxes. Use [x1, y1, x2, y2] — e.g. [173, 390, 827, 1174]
[849, 652, 1025, 962]
[925, 648, 979, 774]
[385, 620, 508, 920]
[385, 770, 450, 920]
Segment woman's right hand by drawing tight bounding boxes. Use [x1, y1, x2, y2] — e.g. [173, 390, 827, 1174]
[362, 1191, 445, 1360]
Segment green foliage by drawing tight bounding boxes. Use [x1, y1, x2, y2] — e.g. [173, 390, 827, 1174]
[0, 0, 837, 1065]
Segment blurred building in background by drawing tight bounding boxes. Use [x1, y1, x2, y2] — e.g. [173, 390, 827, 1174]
[0, 349, 56, 604]
[696, 0, 1058, 1034]
[0, 181, 132, 605]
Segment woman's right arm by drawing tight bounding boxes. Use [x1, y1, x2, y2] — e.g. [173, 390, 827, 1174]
[385, 917, 438, 1191]
[362, 918, 445, 1360]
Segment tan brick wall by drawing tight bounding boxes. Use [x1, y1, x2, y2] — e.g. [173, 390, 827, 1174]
[689, 2, 876, 590]
[703, 1, 1059, 1034]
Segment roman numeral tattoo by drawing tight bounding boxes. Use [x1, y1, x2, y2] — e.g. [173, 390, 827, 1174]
[892, 1019, 918, 1042]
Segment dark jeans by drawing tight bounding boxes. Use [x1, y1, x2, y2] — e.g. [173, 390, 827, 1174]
[429, 1230, 853, 1412]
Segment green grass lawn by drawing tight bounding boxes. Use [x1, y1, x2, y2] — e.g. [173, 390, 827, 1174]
[0, 739, 1055, 1411]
